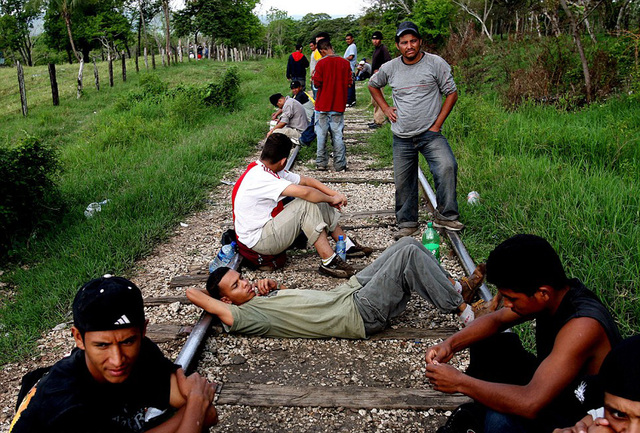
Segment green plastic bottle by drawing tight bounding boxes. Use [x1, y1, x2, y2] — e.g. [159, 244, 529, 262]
[422, 222, 440, 262]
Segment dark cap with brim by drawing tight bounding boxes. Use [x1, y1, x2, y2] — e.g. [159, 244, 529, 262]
[599, 335, 640, 402]
[396, 21, 421, 39]
[372, 31, 383, 40]
[73, 275, 145, 334]
[290, 80, 302, 89]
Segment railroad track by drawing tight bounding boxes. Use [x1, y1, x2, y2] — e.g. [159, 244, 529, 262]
[141, 103, 490, 432]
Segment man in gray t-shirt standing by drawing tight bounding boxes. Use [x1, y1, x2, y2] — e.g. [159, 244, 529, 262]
[369, 21, 463, 235]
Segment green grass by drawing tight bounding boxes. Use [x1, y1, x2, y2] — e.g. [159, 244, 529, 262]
[0, 58, 287, 364]
[367, 88, 640, 339]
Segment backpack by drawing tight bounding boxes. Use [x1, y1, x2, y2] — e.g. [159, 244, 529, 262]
[221, 229, 287, 270]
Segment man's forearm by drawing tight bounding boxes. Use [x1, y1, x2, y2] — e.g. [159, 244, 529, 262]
[300, 176, 338, 197]
[368, 86, 388, 110]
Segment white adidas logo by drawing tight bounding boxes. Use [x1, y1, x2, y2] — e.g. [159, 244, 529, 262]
[114, 315, 131, 326]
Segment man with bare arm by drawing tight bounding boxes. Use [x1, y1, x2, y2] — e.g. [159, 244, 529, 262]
[426, 234, 621, 433]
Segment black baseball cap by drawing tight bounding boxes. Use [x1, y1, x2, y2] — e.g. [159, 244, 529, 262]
[396, 21, 421, 39]
[73, 275, 145, 334]
[372, 31, 383, 40]
[599, 335, 640, 401]
[290, 80, 302, 89]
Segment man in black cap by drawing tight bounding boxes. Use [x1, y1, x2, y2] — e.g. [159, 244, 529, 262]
[9, 275, 218, 433]
[553, 335, 640, 433]
[368, 30, 392, 128]
[426, 234, 621, 433]
[369, 21, 463, 237]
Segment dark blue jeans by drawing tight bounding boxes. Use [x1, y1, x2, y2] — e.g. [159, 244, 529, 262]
[392, 130, 459, 228]
[300, 112, 316, 145]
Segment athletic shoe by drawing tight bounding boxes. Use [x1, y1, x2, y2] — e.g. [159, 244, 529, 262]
[318, 256, 355, 278]
[432, 217, 465, 231]
[368, 123, 382, 129]
[316, 165, 328, 171]
[393, 227, 420, 240]
[346, 240, 373, 258]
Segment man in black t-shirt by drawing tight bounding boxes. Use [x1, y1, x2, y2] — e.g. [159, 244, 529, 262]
[426, 234, 621, 433]
[10, 275, 218, 433]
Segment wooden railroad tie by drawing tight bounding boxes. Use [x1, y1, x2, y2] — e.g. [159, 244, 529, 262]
[216, 383, 470, 411]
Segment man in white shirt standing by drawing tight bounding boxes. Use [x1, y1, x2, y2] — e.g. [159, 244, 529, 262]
[232, 134, 372, 278]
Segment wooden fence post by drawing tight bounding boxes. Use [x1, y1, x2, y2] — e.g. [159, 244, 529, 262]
[144, 46, 149, 70]
[161, 48, 166, 67]
[93, 58, 100, 91]
[135, 47, 139, 72]
[48, 63, 59, 106]
[151, 48, 156, 69]
[16, 61, 28, 116]
[121, 51, 127, 82]
[108, 55, 114, 87]
[178, 39, 183, 62]
[77, 59, 84, 99]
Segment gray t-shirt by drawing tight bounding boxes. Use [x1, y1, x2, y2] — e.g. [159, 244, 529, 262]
[368, 52, 457, 138]
[344, 43, 358, 72]
[228, 279, 366, 339]
[280, 96, 309, 132]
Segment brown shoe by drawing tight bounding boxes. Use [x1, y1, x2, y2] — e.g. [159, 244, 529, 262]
[318, 255, 355, 278]
[459, 263, 486, 304]
[394, 227, 420, 241]
[471, 293, 503, 318]
[346, 239, 374, 258]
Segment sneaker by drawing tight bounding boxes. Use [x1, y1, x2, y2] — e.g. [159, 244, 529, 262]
[318, 256, 355, 278]
[316, 165, 328, 171]
[290, 137, 300, 145]
[346, 240, 373, 258]
[368, 123, 381, 129]
[394, 227, 420, 241]
[458, 263, 486, 304]
[334, 166, 348, 172]
[432, 217, 465, 231]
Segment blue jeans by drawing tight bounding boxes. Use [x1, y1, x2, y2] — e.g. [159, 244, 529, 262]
[300, 112, 316, 145]
[353, 237, 462, 336]
[314, 110, 346, 170]
[484, 410, 531, 433]
[347, 75, 356, 104]
[392, 130, 459, 228]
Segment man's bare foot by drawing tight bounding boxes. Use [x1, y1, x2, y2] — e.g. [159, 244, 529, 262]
[459, 263, 486, 304]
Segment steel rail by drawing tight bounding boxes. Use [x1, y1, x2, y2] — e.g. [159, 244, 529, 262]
[418, 168, 492, 302]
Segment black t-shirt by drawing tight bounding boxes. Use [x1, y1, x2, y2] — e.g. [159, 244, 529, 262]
[535, 279, 621, 429]
[294, 91, 310, 105]
[10, 337, 178, 433]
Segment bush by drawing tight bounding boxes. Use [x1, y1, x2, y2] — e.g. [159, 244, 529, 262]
[0, 136, 61, 257]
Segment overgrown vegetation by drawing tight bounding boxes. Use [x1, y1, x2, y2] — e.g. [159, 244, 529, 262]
[0, 59, 282, 364]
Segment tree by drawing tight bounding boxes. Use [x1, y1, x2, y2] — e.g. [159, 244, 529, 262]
[172, 0, 261, 47]
[411, 0, 456, 46]
[0, 0, 42, 66]
[452, 0, 495, 41]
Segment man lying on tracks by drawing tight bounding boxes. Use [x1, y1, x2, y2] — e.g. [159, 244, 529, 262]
[553, 334, 640, 433]
[187, 237, 489, 339]
[233, 133, 372, 279]
[426, 234, 621, 433]
[9, 275, 218, 433]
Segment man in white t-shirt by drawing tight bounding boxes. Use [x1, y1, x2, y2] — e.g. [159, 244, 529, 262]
[232, 134, 372, 278]
[344, 33, 357, 107]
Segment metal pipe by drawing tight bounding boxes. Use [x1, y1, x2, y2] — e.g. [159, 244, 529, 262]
[417, 168, 492, 302]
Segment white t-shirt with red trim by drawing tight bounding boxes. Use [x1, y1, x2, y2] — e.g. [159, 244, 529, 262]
[233, 160, 301, 248]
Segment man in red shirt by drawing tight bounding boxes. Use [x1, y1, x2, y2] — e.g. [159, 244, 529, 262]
[312, 38, 352, 172]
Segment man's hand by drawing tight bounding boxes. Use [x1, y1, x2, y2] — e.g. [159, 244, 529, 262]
[329, 193, 347, 210]
[552, 416, 614, 433]
[428, 125, 441, 133]
[425, 341, 454, 365]
[383, 106, 397, 123]
[271, 112, 278, 120]
[425, 363, 465, 393]
[253, 279, 277, 295]
[266, 129, 274, 138]
[176, 369, 215, 408]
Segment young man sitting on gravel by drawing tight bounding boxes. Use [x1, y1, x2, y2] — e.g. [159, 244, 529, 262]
[426, 234, 621, 433]
[233, 133, 372, 278]
[10, 275, 218, 433]
[553, 334, 640, 433]
[186, 237, 489, 339]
